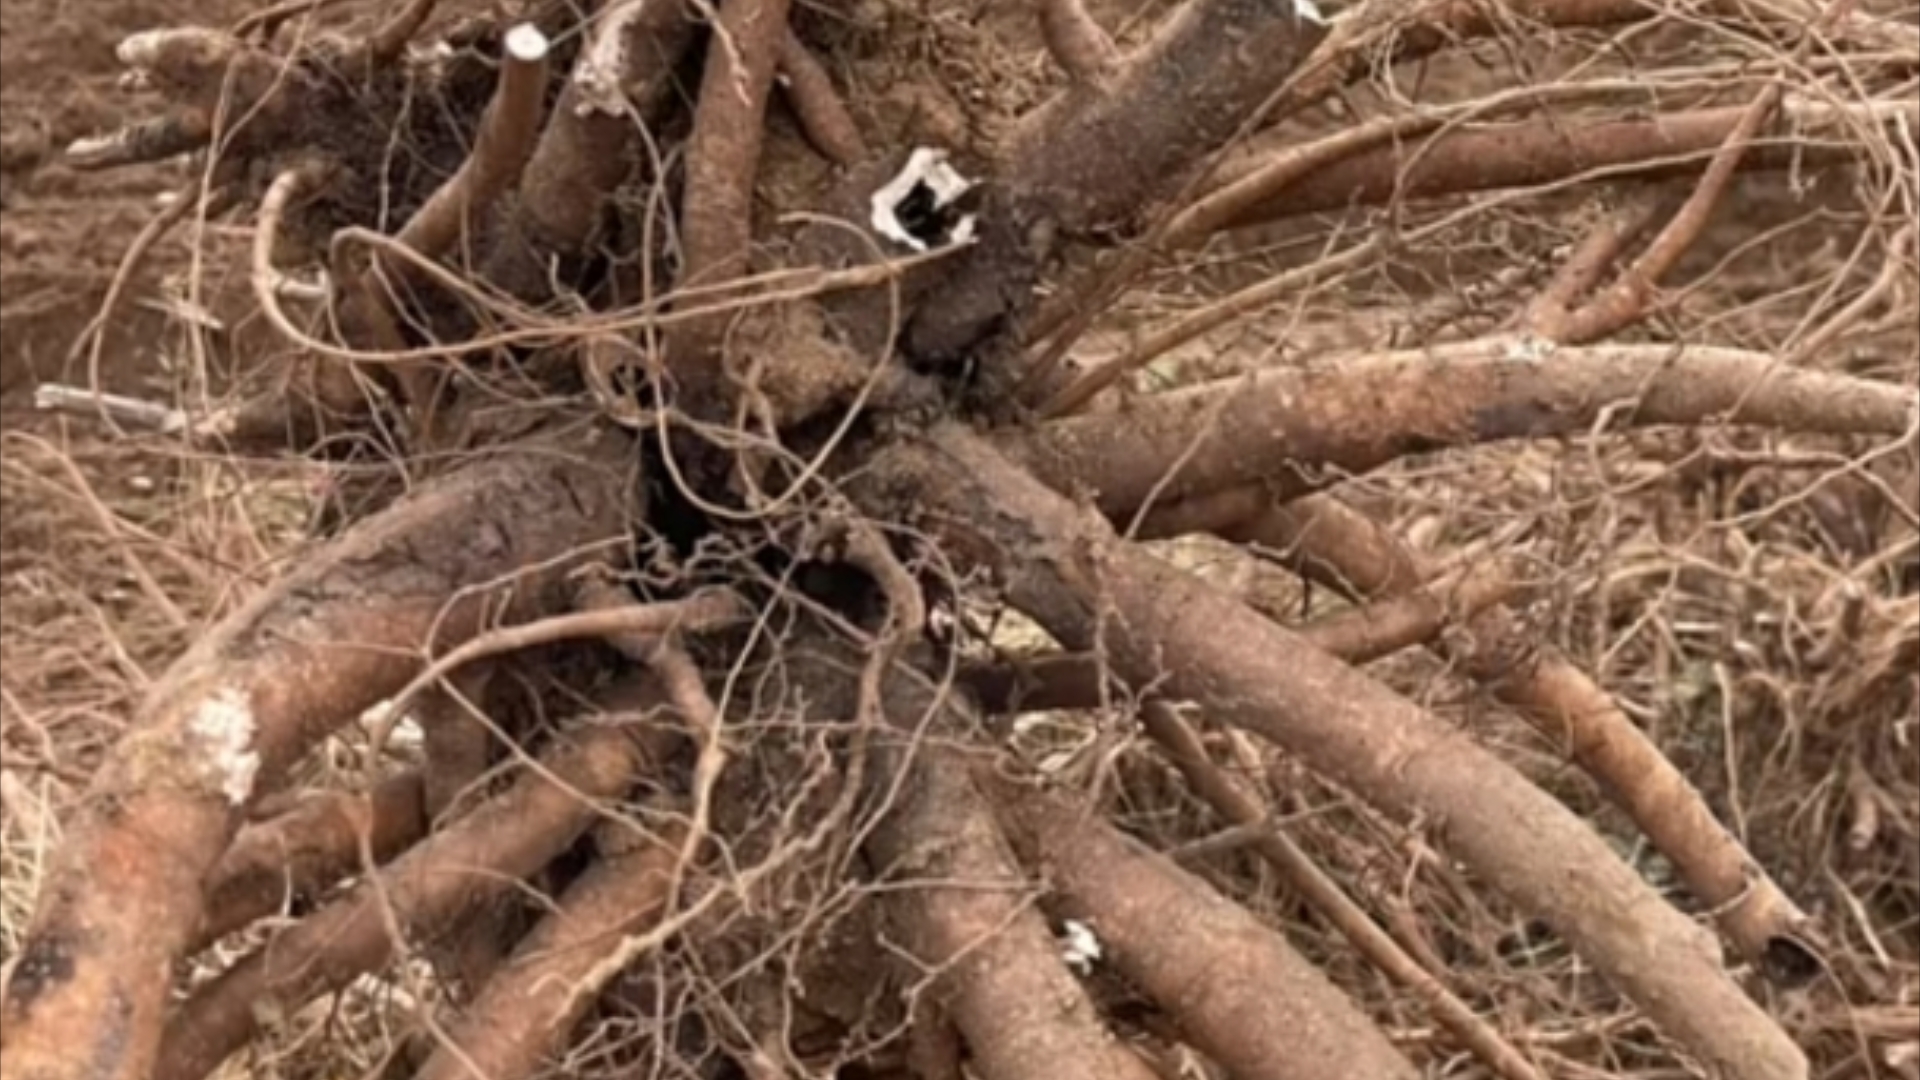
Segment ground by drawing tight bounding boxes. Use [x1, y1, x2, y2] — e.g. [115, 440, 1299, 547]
[1, 0, 1916, 1077]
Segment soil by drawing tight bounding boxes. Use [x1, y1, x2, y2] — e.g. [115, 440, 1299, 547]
[1, 1, 1914, 1076]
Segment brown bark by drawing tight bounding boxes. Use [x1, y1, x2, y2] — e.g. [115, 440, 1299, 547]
[1223, 494, 1819, 978]
[0, 430, 636, 1080]
[194, 772, 429, 955]
[417, 670, 496, 823]
[866, 750, 1160, 1080]
[907, 0, 1325, 375]
[1218, 100, 1918, 228]
[393, 24, 550, 264]
[155, 724, 654, 1080]
[409, 818, 685, 1080]
[960, 560, 1524, 714]
[1011, 341, 1917, 521]
[1037, 0, 1120, 84]
[670, 0, 794, 397]
[778, 31, 867, 168]
[861, 424, 1806, 1080]
[1520, 195, 1664, 336]
[1134, 704, 1545, 1080]
[987, 777, 1422, 1080]
[493, 0, 697, 292]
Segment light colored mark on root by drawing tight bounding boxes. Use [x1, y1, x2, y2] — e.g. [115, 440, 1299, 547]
[189, 687, 262, 805]
[869, 147, 976, 252]
[573, 0, 645, 116]
[114, 30, 167, 69]
[1500, 333, 1556, 364]
[1060, 918, 1103, 973]
[1293, 0, 1326, 23]
[504, 23, 551, 62]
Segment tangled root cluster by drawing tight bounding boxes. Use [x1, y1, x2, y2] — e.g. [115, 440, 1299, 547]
[1, 0, 1916, 1079]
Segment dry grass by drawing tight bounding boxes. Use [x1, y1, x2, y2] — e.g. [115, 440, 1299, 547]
[2, 0, 1916, 1075]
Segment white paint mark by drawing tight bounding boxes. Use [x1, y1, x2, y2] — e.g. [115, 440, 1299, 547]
[869, 147, 975, 252]
[1293, 0, 1326, 23]
[189, 687, 261, 806]
[504, 23, 550, 63]
[1060, 919, 1103, 973]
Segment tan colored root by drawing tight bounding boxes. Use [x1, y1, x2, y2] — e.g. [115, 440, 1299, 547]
[1013, 341, 1918, 522]
[1135, 704, 1547, 1080]
[1519, 195, 1664, 336]
[915, 0, 1325, 382]
[669, 0, 794, 395]
[865, 749, 1161, 1080]
[1220, 493, 1819, 974]
[986, 774, 1423, 1080]
[1218, 98, 1918, 229]
[409, 816, 685, 1080]
[393, 24, 551, 265]
[961, 558, 1526, 714]
[866, 424, 1807, 1080]
[195, 771, 429, 955]
[417, 670, 496, 824]
[1037, 0, 1119, 83]
[1206, 95, 1842, 966]
[0, 432, 634, 1080]
[778, 30, 867, 168]
[501, 0, 697, 274]
[155, 724, 653, 1080]
[1543, 0, 1853, 345]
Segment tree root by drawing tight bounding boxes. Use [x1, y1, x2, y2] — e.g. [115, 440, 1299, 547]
[1217, 97, 1919, 228]
[1134, 704, 1547, 1080]
[670, 0, 795, 398]
[907, 0, 1326, 380]
[1218, 492, 1823, 980]
[155, 722, 658, 1080]
[195, 770, 428, 955]
[986, 774, 1424, 1080]
[408, 814, 686, 1080]
[778, 30, 867, 168]
[1036, 0, 1120, 85]
[489, 0, 698, 297]
[864, 424, 1808, 1080]
[960, 557, 1527, 714]
[1013, 340, 1917, 522]
[866, 747, 1161, 1080]
[0, 430, 636, 1080]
